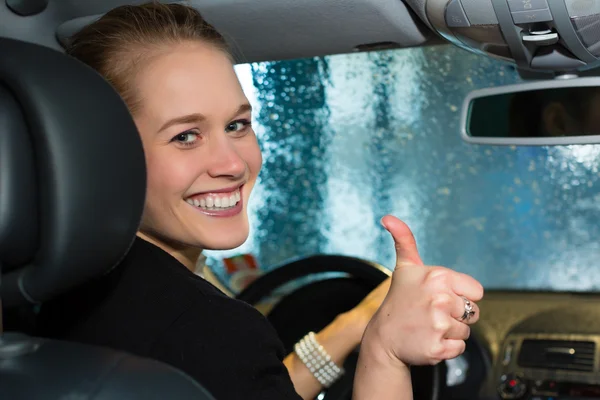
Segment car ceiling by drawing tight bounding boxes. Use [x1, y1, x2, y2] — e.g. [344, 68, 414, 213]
[0, 0, 441, 63]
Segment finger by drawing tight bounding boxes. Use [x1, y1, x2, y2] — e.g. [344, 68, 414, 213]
[439, 339, 467, 361]
[431, 292, 455, 315]
[451, 296, 480, 325]
[450, 271, 484, 302]
[444, 319, 471, 340]
[380, 215, 424, 267]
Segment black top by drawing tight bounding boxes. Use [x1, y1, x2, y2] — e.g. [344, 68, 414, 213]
[36, 238, 301, 400]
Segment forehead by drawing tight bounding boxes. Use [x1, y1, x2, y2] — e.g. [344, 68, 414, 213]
[135, 42, 246, 120]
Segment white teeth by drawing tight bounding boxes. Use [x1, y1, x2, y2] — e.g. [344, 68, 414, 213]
[187, 188, 242, 211]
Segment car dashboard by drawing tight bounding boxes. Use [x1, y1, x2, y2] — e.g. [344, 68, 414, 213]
[461, 291, 600, 400]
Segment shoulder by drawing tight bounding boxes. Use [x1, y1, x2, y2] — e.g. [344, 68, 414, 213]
[37, 237, 224, 348]
[118, 237, 224, 297]
[156, 288, 283, 350]
[151, 297, 300, 399]
[125, 238, 285, 350]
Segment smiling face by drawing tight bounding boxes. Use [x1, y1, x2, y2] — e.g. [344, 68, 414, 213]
[132, 41, 262, 260]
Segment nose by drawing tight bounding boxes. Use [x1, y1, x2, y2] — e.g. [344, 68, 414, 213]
[206, 132, 246, 179]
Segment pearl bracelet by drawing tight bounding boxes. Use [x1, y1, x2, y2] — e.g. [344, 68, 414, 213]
[293, 332, 345, 388]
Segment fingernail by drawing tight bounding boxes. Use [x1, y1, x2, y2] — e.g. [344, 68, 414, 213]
[380, 217, 387, 229]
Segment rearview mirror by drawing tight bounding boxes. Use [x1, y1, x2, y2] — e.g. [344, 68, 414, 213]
[461, 77, 600, 145]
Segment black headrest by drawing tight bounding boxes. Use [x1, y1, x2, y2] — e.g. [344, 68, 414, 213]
[0, 38, 146, 307]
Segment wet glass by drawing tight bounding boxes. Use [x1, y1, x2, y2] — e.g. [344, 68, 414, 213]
[205, 45, 600, 292]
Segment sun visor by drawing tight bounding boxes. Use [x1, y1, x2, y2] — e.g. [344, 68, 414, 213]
[53, 0, 432, 64]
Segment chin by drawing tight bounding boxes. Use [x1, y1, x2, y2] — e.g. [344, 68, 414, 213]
[183, 206, 252, 250]
[201, 228, 249, 251]
[203, 237, 248, 251]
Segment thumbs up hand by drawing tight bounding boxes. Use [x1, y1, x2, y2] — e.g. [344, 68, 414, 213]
[361, 215, 484, 367]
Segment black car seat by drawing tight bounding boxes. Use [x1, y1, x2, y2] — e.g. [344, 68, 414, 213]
[0, 36, 216, 400]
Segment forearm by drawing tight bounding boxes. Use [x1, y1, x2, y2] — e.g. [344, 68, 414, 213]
[352, 340, 413, 400]
[284, 312, 364, 400]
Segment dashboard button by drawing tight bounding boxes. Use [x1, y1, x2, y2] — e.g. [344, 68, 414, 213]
[446, 0, 471, 27]
[460, 0, 499, 25]
[511, 8, 553, 24]
[498, 374, 528, 399]
[508, 0, 549, 12]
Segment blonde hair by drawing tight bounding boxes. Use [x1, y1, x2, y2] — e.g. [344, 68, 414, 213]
[67, 2, 229, 114]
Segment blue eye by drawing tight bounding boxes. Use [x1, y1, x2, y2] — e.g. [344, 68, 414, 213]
[226, 119, 252, 136]
[172, 130, 199, 147]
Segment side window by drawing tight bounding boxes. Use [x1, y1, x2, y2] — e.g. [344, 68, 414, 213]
[206, 45, 600, 292]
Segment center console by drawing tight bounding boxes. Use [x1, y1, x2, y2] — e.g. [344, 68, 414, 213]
[495, 332, 600, 398]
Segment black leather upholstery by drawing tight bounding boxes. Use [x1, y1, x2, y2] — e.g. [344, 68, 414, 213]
[0, 37, 215, 399]
[0, 37, 146, 307]
[0, 84, 38, 271]
[0, 333, 215, 400]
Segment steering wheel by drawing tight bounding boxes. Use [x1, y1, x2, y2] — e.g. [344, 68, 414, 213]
[237, 255, 446, 400]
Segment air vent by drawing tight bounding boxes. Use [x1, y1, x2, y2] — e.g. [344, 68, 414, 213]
[517, 340, 596, 372]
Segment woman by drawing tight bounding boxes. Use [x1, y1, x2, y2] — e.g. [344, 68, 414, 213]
[37, 3, 484, 399]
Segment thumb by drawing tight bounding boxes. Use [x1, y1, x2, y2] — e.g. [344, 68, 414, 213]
[381, 215, 424, 267]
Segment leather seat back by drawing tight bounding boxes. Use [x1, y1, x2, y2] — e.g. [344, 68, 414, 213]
[0, 37, 215, 400]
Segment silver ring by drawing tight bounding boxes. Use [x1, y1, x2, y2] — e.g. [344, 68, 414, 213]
[459, 296, 475, 322]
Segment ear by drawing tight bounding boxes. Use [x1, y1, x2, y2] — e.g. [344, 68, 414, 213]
[542, 102, 573, 137]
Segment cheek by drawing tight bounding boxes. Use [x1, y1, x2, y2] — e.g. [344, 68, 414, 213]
[144, 150, 198, 198]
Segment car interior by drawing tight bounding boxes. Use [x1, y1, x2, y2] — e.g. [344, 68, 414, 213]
[2, 1, 600, 400]
[0, 35, 215, 399]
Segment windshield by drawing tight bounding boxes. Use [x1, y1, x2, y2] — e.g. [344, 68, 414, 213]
[206, 45, 600, 292]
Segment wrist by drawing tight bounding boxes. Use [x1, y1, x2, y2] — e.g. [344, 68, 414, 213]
[360, 321, 409, 372]
[294, 332, 345, 388]
[306, 312, 363, 367]
[354, 331, 412, 400]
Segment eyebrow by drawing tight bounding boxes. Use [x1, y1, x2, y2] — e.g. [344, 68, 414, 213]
[158, 103, 253, 133]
